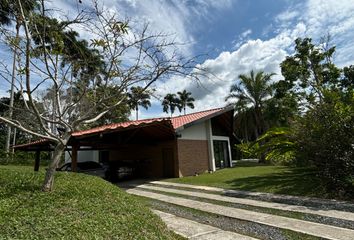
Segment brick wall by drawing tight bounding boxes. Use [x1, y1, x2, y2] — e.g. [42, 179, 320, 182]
[177, 139, 210, 177]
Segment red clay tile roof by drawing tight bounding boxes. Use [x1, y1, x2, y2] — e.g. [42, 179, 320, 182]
[170, 108, 223, 129]
[13, 107, 232, 149]
[72, 107, 226, 137]
[72, 118, 170, 137]
[73, 107, 225, 137]
[12, 139, 51, 149]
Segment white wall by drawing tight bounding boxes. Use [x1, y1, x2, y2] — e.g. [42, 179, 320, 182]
[179, 121, 207, 140]
[65, 150, 99, 163]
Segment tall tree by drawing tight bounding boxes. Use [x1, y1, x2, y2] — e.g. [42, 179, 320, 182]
[265, 37, 354, 195]
[226, 70, 275, 139]
[162, 93, 179, 117]
[177, 90, 194, 115]
[0, 0, 208, 191]
[127, 86, 151, 120]
[279, 37, 341, 106]
[0, 0, 37, 153]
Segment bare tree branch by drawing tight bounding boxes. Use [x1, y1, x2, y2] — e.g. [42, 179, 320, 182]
[0, 116, 58, 142]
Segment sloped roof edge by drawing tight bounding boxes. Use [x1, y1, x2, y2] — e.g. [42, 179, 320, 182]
[12, 106, 234, 150]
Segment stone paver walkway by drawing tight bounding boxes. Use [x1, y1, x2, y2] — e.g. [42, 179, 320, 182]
[127, 188, 354, 240]
[136, 184, 354, 222]
[151, 181, 354, 210]
[153, 210, 258, 240]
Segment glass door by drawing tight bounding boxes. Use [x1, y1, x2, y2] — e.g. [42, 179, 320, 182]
[213, 140, 230, 169]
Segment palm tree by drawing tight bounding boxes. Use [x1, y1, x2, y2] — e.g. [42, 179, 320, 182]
[226, 70, 275, 139]
[162, 93, 179, 117]
[1, 0, 37, 153]
[177, 90, 195, 115]
[127, 86, 151, 120]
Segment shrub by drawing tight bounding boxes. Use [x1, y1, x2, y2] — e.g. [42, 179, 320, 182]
[295, 94, 354, 197]
[254, 127, 297, 166]
[236, 141, 260, 160]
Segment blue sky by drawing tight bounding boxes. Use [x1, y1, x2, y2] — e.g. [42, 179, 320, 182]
[119, 0, 354, 119]
[1, 0, 354, 120]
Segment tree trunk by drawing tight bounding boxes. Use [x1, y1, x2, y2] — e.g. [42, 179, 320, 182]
[11, 128, 17, 154]
[136, 106, 138, 120]
[5, 23, 20, 154]
[5, 126, 12, 154]
[258, 151, 266, 163]
[254, 106, 267, 163]
[254, 107, 262, 136]
[244, 125, 249, 142]
[42, 142, 66, 192]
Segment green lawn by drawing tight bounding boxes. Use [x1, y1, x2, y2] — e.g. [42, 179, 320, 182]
[167, 162, 328, 198]
[0, 165, 183, 240]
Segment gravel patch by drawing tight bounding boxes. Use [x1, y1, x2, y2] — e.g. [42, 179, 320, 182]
[147, 199, 322, 240]
[148, 183, 354, 212]
[302, 214, 354, 230]
[142, 187, 354, 230]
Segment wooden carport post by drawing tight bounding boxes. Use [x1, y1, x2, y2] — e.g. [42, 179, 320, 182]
[71, 144, 78, 172]
[34, 150, 40, 171]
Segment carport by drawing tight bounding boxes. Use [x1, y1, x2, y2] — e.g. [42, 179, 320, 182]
[14, 107, 236, 178]
[14, 119, 179, 178]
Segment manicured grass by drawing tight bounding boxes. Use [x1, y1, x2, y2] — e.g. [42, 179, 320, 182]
[0, 165, 183, 240]
[166, 162, 327, 198]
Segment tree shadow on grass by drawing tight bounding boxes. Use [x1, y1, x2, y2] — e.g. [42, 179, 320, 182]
[233, 162, 270, 167]
[224, 167, 325, 197]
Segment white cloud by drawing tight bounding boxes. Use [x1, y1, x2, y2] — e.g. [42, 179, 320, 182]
[304, 0, 354, 66]
[276, 9, 299, 22]
[155, 37, 289, 113]
[241, 29, 252, 38]
[233, 29, 253, 49]
[275, 0, 354, 66]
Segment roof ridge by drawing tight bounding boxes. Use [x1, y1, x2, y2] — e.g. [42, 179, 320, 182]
[73, 117, 170, 135]
[171, 107, 224, 119]
[13, 107, 233, 149]
[74, 107, 227, 133]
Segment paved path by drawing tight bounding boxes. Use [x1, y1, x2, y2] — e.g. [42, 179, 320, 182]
[127, 188, 354, 240]
[151, 181, 354, 210]
[136, 184, 354, 222]
[153, 210, 258, 240]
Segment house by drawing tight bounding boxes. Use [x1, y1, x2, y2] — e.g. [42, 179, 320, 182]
[14, 106, 236, 178]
